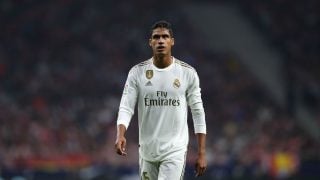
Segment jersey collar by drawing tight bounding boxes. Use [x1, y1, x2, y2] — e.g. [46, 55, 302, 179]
[151, 56, 175, 71]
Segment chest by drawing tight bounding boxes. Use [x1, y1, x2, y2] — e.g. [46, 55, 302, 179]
[138, 69, 188, 98]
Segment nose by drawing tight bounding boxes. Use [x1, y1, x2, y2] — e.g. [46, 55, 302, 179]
[158, 37, 165, 44]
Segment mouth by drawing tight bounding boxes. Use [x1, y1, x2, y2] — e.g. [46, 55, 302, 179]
[156, 46, 165, 51]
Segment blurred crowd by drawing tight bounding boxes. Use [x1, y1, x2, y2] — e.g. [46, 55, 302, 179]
[240, 0, 320, 115]
[0, 0, 319, 179]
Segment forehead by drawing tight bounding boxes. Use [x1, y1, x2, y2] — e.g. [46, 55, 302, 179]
[151, 28, 171, 36]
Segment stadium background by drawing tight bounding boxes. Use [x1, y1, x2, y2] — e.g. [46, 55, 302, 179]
[0, 0, 319, 179]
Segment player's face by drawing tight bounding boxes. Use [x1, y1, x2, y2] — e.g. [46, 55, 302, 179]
[149, 28, 174, 57]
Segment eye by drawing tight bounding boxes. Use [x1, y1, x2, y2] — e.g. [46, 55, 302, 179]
[152, 35, 160, 39]
[162, 35, 170, 39]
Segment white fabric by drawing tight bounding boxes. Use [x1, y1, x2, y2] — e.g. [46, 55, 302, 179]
[117, 57, 206, 161]
[139, 150, 186, 180]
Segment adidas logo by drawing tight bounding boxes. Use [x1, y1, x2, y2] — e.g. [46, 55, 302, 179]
[145, 81, 153, 86]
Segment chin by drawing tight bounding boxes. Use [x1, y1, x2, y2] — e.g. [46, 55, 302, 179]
[155, 52, 166, 57]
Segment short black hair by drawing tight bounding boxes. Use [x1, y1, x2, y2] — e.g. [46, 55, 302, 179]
[150, 20, 173, 37]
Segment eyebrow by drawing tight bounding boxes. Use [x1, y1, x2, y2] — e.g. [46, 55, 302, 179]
[152, 34, 170, 39]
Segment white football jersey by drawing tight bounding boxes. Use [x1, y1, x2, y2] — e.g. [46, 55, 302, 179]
[117, 57, 206, 161]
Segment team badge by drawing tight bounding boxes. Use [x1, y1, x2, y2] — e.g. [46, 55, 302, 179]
[146, 70, 153, 79]
[173, 79, 180, 89]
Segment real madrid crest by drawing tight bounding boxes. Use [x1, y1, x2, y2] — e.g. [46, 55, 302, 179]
[146, 70, 153, 79]
[173, 78, 180, 89]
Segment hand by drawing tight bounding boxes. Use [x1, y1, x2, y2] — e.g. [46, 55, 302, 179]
[195, 154, 207, 177]
[115, 136, 127, 156]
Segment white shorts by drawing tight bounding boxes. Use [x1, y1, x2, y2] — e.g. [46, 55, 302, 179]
[139, 151, 187, 180]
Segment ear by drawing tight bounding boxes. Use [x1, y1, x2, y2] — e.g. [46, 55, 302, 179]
[171, 38, 175, 46]
[149, 38, 152, 46]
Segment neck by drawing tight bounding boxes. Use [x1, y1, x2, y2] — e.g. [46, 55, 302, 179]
[153, 55, 172, 69]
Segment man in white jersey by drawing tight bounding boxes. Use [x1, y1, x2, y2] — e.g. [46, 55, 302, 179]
[115, 20, 207, 179]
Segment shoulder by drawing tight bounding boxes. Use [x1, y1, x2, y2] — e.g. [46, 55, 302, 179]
[130, 59, 152, 72]
[174, 58, 201, 83]
[132, 59, 152, 69]
[174, 58, 196, 72]
[137, 59, 152, 67]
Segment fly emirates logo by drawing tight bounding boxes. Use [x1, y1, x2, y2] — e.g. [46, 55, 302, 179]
[144, 91, 180, 106]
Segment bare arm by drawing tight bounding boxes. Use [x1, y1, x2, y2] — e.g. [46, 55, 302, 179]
[195, 133, 207, 177]
[115, 124, 127, 156]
